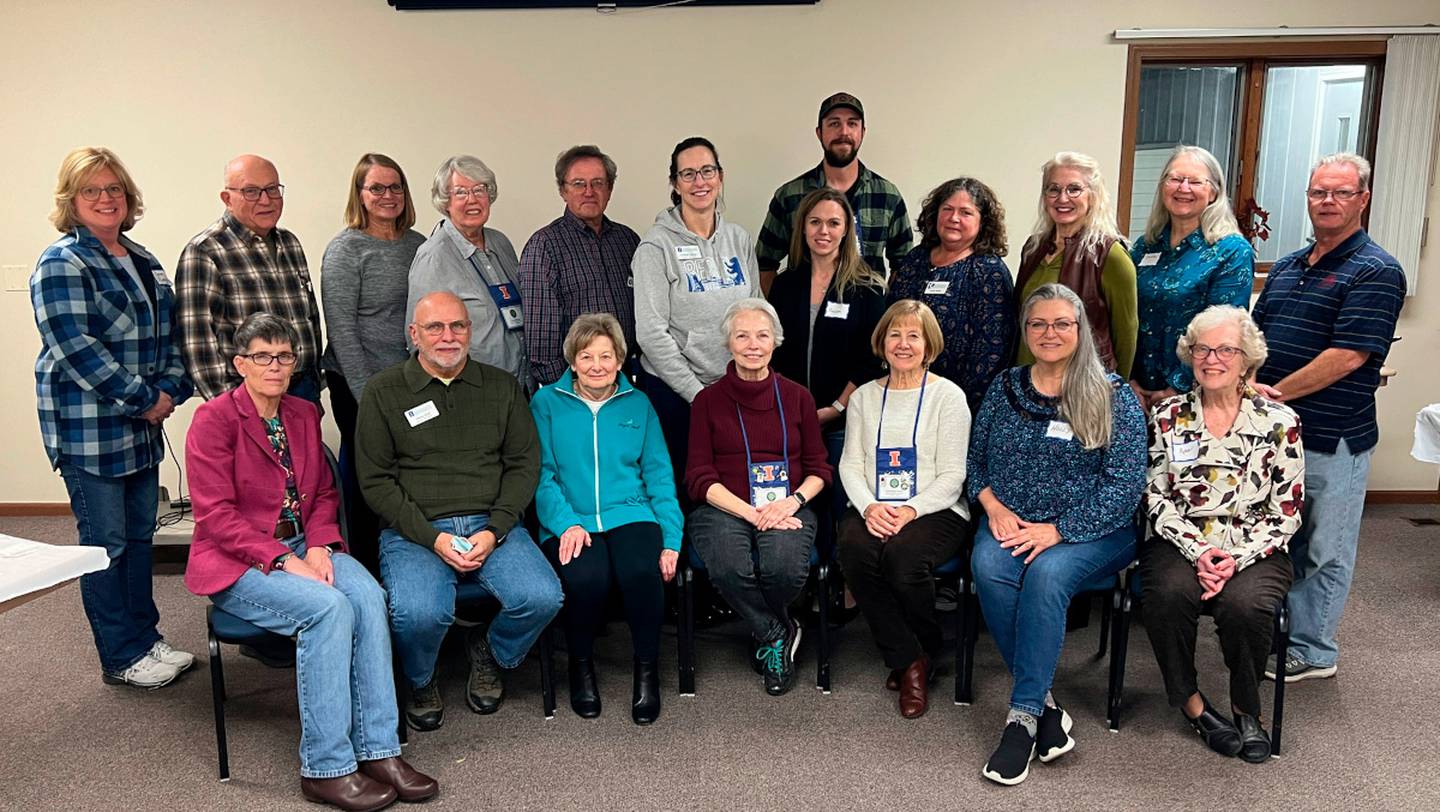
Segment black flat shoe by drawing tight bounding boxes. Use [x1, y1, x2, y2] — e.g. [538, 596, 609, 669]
[568, 657, 601, 719]
[1233, 712, 1272, 763]
[1185, 694, 1241, 757]
[632, 658, 661, 725]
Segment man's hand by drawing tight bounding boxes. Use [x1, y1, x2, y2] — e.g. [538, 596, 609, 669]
[461, 529, 500, 567]
[141, 391, 175, 426]
[433, 533, 480, 572]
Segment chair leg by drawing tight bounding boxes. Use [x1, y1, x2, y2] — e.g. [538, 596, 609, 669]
[1097, 592, 1112, 659]
[207, 623, 230, 782]
[394, 650, 408, 746]
[1107, 590, 1132, 732]
[678, 567, 696, 696]
[816, 562, 831, 693]
[1272, 603, 1289, 757]
[539, 624, 556, 720]
[957, 577, 977, 705]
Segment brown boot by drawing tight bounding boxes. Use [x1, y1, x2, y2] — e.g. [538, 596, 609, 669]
[360, 756, 440, 803]
[898, 654, 930, 719]
[299, 771, 397, 811]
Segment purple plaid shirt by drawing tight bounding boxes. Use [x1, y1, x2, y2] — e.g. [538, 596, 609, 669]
[517, 209, 640, 385]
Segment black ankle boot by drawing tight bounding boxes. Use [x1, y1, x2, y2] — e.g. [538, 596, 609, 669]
[632, 658, 660, 725]
[569, 657, 600, 719]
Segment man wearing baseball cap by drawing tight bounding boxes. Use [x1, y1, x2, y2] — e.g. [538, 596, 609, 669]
[755, 92, 913, 291]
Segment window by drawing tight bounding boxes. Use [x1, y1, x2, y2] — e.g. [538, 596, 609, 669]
[1118, 42, 1386, 286]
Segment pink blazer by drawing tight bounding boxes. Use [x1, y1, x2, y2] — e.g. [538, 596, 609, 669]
[183, 387, 346, 596]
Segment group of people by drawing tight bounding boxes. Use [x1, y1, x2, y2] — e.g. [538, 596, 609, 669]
[31, 88, 1406, 806]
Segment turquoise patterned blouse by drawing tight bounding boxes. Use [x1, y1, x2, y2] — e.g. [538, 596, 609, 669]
[1129, 227, 1253, 393]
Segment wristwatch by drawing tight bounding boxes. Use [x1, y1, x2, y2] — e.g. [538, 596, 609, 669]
[830, 400, 846, 414]
[792, 491, 809, 508]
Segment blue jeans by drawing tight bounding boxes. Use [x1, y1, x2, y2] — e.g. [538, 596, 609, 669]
[210, 537, 400, 779]
[379, 514, 563, 687]
[1287, 438, 1373, 668]
[58, 463, 163, 674]
[972, 521, 1136, 715]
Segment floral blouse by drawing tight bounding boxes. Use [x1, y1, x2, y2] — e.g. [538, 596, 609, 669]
[262, 415, 303, 528]
[1145, 388, 1304, 571]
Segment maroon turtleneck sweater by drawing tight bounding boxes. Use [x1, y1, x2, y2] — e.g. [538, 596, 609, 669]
[685, 361, 832, 505]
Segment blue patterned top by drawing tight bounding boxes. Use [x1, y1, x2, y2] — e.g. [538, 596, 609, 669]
[1128, 227, 1253, 393]
[887, 247, 1015, 411]
[966, 367, 1147, 543]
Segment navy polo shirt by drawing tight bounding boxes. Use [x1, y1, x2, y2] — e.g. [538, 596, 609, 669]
[1251, 230, 1405, 454]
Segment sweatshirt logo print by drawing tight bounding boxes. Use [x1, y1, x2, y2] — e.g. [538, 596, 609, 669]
[682, 254, 746, 293]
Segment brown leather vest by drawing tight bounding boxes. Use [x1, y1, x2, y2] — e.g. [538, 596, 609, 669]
[1014, 233, 1119, 371]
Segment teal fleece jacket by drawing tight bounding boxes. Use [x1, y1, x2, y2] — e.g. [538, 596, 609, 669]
[529, 370, 684, 551]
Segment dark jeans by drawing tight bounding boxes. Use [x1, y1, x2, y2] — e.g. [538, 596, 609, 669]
[837, 508, 967, 670]
[814, 429, 847, 559]
[542, 522, 666, 661]
[57, 463, 162, 674]
[687, 504, 817, 642]
[288, 367, 323, 404]
[325, 370, 380, 573]
[634, 367, 691, 508]
[1140, 541, 1292, 717]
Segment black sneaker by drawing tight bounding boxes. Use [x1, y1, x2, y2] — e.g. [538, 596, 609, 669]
[1265, 653, 1337, 683]
[982, 722, 1036, 786]
[757, 638, 795, 696]
[405, 677, 444, 731]
[1035, 705, 1075, 763]
[782, 619, 802, 675]
[466, 624, 505, 714]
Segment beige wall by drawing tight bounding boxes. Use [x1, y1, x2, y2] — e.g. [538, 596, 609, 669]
[1, 0, 1435, 503]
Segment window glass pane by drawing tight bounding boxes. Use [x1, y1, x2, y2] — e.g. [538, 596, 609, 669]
[1252, 64, 1374, 262]
[1127, 65, 1241, 243]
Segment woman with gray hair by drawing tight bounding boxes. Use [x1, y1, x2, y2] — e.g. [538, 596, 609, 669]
[684, 298, 831, 696]
[968, 283, 1147, 785]
[407, 154, 531, 390]
[1140, 304, 1304, 764]
[529, 313, 684, 725]
[1129, 145, 1254, 410]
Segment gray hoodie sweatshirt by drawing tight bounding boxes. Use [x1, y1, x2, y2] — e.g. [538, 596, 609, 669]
[632, 205, 761, 401]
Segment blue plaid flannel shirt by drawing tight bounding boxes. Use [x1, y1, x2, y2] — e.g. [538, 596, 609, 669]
[32, 227, 193, 477]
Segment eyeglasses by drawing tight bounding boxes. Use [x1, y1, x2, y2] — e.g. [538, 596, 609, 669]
[79, 184, 126, 201]
[239, 351, 298, 367]
[362, 183, 405, 196]
[1306, 188, 1361, 202]
[566, 178, 610, 192]
[1163, 174, 1210, 189]
[1043, 183, 1087, 200]
[1025, 318, 1077, 334]
[418, 320, 472, 337]
[449, 184, 493, 200]
[676, 165, 719, 184]
[226, 184, 286, 201]
[1191, 344, 1244, 361]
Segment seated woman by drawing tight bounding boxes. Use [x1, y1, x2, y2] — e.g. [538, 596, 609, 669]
[968, 283, 1147, 786]
[184, 313, 437, 811]
[1141, 305, 1303, 764]
[530, 314, 684, 725]
[685, 298, 831, 696]
[836, 300, 971, 720]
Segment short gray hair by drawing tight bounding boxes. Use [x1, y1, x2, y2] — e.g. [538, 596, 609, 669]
[232, 311, 299, 356]
[1176, 305, 1268, 379]
[1312, 152, 1372, 191]
[431, 154, 499, 215]
[562, 312, 628, 365]
[722, 298, 784, 347]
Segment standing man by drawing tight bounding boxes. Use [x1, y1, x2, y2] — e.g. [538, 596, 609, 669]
[357, 291, 563, 730]
[518, 145, 641, 386]
[177, 154, 323, 403]
[1252, 153, 1406, 682]
[755, 92, 913, 292]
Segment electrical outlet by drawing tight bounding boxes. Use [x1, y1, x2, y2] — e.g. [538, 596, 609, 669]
[3, 265, 28, 292]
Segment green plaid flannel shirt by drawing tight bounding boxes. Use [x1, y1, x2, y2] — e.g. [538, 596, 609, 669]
[755, 161, 913, 278]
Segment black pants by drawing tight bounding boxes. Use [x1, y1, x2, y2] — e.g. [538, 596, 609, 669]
[837, 508, 968, 670]
[325, 370, 381, 573]
[1139, 540, 1292, 717]
[542, 522, 666, 661]
[634, 367, 691, 509]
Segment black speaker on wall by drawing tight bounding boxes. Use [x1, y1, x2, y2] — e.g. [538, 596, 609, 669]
[389, 1, 818, 8]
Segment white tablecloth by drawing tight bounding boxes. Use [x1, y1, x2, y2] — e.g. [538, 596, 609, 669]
[1413, 404, 1440, 464]
[0, 534, 109, 605]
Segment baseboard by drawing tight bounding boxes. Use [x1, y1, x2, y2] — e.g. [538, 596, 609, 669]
[1365, 490, 1440, 505]
[0, 503, 74, 516]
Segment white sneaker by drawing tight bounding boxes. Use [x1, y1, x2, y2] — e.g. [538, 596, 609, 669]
[150, 640, 196, 672]
[103, 653, 181, 689]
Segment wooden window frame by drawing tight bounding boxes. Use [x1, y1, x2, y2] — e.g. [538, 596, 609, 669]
[1117, 40, 1387, 291]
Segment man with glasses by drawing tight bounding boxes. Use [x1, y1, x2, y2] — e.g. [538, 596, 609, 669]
[177, 154, 323, 403]
[356, 291, 562, 730]
[755, 92, 913, 291]
[517, 145, 641, 385]
[1251, 152, 1406, 683]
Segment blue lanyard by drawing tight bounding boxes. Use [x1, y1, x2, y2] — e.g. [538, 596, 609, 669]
[875, 371, 927, 451]
[736, 376, 789, 478]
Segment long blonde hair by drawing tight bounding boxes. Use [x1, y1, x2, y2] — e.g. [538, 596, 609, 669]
[1025, 151, 1122, 263]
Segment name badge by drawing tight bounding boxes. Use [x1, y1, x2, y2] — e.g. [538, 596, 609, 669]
[876, 446, 918, 502]
[1046, 420, 1074, 441]
[405, 400, 440, 427]
[824, 301, 851, 319]
[486, 283, 524, 330]
[1171, 439, 1201, 463]
[748, 460, 791, 508]
[674, 244, 702, 260]
[924, 280, 950, 295]
[1139, 252, 1161, 267]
